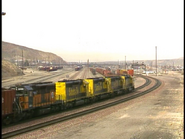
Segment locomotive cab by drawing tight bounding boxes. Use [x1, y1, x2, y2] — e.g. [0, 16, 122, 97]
[12, 85, 34, 111]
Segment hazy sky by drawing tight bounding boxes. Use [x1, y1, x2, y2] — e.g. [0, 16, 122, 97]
[2, 0, 184, 62]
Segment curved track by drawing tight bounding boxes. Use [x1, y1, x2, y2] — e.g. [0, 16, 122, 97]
[2, 75, 162, 139]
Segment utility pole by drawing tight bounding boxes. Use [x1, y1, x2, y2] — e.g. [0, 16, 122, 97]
[155, 46, 157, 76]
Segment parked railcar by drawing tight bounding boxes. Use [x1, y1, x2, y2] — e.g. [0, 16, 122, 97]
[75, 65, 83, 71]
[127, 69, 134, 76]
[89, 68, 96, 75]
[96, 67, 115, 76]
[117, 69, 134, 76]
[2, 88, 16, 125]
[47, 66, 58, 72]
[96, 67, 104, 75]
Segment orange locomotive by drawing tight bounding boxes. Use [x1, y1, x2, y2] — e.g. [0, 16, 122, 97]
[2, 82, 58, 125]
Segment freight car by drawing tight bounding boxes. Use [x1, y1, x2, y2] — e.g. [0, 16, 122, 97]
[75, 65, 83, 71]
[47, 66, 58, 71]
[95, 67, 104, 75]
[2, 88, 16, 125]
[96, 67, 115, 76]
[38, 66, 63, 71]
[116, 69, 134, 76]
[89, 68, 96, 75]
[2, 75, 134, 125]
[127, 69, 134, 76]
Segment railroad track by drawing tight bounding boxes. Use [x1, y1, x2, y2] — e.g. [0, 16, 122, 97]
[2, 67, 97, 88]
[68, 67, 91, 79]
[2, 75, 161, 139]
[2, 68, 75, 87]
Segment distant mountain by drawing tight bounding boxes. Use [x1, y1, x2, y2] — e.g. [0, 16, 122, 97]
[2, 41, 67, 65]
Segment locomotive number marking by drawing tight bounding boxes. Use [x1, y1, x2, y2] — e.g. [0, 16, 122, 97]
[95, 83, 103, 91]
[69, 87, 79, 96]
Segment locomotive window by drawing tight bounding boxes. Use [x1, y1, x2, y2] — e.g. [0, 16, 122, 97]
[16, 90, 23, 96]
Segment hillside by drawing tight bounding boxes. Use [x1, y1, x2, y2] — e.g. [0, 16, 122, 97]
[2, 41, 67, 79]
[2, 59, 23, 79]
[2, 41, 67, 65]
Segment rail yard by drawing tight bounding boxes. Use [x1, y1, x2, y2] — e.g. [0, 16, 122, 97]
[2, 65, 135, 125]
[2, 66, 184, 139]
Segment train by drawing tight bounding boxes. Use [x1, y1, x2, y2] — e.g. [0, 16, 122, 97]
[96, 67, 134, 77]
[2, 75, 134, 125]
[96, 67, 115, 76]
[116, 69, 134, 76]
[75, 65, 83, 71]
[89, 67, 96, 75]
[38, 66, 63, 71]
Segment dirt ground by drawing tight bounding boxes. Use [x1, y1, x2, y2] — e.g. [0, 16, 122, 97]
[46, 73, 182, 139]
[49, 73, 183, 139]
